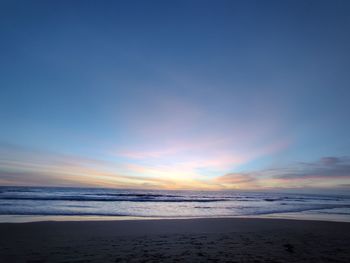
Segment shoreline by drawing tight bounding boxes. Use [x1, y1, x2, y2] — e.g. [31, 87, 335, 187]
[1, 217, 350, 262]
[1, 211, 350, 223]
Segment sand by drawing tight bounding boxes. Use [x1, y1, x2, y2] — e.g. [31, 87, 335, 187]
[0, 218, 349, 262]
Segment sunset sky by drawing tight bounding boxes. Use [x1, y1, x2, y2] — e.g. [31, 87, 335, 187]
[1, 0, 350, 192]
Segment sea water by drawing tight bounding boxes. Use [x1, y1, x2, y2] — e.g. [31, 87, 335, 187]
[0, 186, 349, 222]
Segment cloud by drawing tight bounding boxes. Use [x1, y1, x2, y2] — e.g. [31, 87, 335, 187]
[0, 143, 224, 190]
[0, 143, 182, 189]
[114, 91, 291, 177]
[213, 156, 350, 191]
[337, 184, 350, 188]
[214, 172, 259, 189]
[215, 173, 256, 184]
[276, 156, 350, 179]
[320, 157, 341, 166]
[2, 142, 348, 191]
[116, 133, 289, 180]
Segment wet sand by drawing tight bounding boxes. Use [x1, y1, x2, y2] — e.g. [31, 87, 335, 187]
[0, 218, 350, 262]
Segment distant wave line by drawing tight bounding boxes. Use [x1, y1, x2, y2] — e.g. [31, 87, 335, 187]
[0, 196, 228, 202]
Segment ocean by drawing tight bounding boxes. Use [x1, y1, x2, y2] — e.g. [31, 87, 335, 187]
[0, 186, 350, 222]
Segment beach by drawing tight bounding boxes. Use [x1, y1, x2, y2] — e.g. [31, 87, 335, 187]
[1, 218, 350, 262]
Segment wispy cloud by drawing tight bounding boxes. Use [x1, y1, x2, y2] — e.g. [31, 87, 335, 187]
[0, 143, 179, 189]
[2, 142, 348, 192]
[213, 156, 350, 190]
[114, 91, 291, 177]
[275, 157, 350, 179]
[214, 172, 258, 189]
[116, 133, 289, 179]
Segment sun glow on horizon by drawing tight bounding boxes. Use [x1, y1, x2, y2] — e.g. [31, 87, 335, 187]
[1, 143, 349, 193]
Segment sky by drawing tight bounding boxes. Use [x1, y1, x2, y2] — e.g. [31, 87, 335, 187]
[1, 0, 350, 193]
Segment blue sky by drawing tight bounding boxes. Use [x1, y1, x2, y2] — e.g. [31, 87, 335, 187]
[1, 0, 350, 191]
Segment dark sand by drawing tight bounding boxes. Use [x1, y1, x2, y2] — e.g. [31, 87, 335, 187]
[1, 218, 350, 262]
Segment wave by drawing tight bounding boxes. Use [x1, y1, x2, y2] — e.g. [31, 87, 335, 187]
[244, 204, 350, 216]
[2, 204, 349, 218]
[85, 193, 179, 198]
[0, 211, 130, 216]
[1, 187, 349, 221]
[0, 194, 346, 203]
[0, 196, 227, 202]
